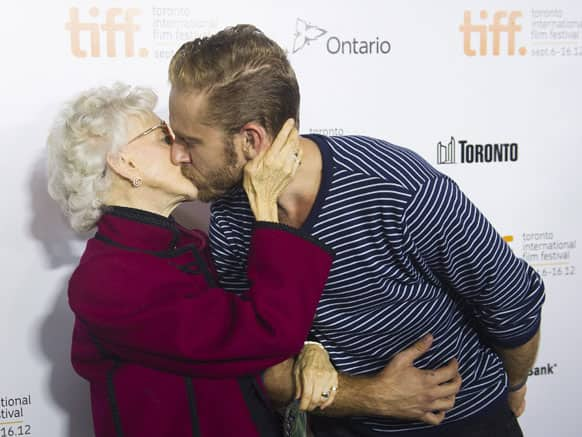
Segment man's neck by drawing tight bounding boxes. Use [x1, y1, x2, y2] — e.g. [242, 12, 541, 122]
[276, 136, 322, 228]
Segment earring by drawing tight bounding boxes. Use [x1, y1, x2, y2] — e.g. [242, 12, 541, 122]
[132, 177, 142, 188]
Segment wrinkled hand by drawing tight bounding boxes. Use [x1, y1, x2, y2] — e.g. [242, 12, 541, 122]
[507, 384, 526, 417]
[294, 343, 339, 412]
[367, 334, 462, 425]
[243, 119, 302, 222]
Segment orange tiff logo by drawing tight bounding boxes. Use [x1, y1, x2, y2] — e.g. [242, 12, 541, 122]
[65, 7, 148, 58]
[459, 10, 526, 56]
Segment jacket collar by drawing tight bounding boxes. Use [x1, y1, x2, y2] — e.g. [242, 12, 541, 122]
[96, 206, 180, 252]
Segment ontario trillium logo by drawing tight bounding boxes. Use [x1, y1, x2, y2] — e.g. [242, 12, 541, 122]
[289, 18, 391, 56]
[292, 18, 327, 53]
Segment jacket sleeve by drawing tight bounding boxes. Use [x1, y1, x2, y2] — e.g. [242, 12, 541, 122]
[69, 222, 333, 378]
[400, 175, 545, 348]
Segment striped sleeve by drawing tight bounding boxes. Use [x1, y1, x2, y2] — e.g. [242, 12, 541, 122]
[401, 175, 545, 347]
[209, 204, 253, 294]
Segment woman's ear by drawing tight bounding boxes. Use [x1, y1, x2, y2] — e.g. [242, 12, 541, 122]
[106, 150, 140, 183]
[240, 122, 271, 160]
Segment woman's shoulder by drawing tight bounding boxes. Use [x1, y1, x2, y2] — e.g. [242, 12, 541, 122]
[71, 242, 146, 287]
[68, 243, 174, 317]
[176, 224, 209, 248]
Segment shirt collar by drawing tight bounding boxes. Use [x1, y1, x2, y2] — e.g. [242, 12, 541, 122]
[96, 206, 180, 252]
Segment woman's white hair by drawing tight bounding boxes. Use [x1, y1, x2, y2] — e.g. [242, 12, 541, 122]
[47, 82, 158, 233]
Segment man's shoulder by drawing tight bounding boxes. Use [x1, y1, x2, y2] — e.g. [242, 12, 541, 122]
[210, 187, 251, 216]
[326, 135, 442, 188]
[326, 134, 418, 158]
[209, 188, 254, 244]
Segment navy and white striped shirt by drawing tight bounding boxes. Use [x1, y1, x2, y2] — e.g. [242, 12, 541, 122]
[209, 135, 545, 433]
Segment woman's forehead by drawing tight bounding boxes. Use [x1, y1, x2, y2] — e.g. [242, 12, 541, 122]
[126, 112, 159, 132]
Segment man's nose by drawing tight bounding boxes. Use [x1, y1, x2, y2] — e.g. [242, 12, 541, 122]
[171, 142, 191, 165]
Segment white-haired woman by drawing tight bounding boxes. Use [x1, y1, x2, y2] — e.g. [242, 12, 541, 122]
[47, 83, 338, 437]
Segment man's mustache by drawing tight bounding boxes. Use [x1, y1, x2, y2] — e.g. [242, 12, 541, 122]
[180, 164, 197, 180]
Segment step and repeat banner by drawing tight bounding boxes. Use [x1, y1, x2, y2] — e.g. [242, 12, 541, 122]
[1, 1, 580, 436]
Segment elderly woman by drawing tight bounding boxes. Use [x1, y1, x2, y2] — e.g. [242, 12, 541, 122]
[47, 83, 338, 437]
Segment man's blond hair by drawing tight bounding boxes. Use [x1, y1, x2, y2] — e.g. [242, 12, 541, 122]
[169, 24, 300, 138]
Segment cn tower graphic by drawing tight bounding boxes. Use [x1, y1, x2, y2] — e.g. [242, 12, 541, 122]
[437, 137, 455, 164]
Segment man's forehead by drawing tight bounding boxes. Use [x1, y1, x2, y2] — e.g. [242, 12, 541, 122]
[169, 89, 208, 129]
[169, 88, 207, 113]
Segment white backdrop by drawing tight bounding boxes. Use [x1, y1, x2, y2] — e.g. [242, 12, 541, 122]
[1, 1, 580, 436]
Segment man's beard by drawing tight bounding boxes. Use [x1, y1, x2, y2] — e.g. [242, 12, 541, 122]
[181, 141, 242, 203]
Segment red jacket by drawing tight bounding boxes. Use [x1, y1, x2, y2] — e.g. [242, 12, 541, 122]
[68, 206, 333, 437]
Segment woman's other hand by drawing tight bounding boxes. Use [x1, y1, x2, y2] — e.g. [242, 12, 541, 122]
[294, 342, 338, 411]
[243, 119, 302, 223]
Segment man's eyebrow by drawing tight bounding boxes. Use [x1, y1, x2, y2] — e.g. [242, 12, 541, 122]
[174, 131, 202, 144]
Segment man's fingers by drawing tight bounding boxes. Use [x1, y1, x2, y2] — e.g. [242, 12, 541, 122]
[429, 373, 462, 400]
[509, 401, 525, 417]
[427, 394, 456, 412]
[426, 358, 459, 385]
[395, 334, 433, 365]
[508, 385, 527, 417]
[421, 410, 446, 426]
[516, 398, 526, 417]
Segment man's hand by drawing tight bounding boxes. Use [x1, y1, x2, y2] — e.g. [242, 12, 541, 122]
[348, 334, 462, 425]
[495, 328, 540, 418]
[507, 384, 527, 417]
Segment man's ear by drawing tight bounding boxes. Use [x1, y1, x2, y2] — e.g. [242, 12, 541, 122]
[240, 122, 272, 160]
[106, 150, 140, 183]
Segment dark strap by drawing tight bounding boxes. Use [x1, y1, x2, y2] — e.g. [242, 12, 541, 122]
[237, 376, 282, 437]
[106, 363, 125, 437]
[185, 377, 202, 437]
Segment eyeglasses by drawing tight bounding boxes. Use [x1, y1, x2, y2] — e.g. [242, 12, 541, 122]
[126, 120, 175, 146]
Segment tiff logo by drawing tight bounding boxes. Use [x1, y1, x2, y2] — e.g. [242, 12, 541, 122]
[65, 7, 148, 58]
[437, 137, 455, 164]
[459, 11, 526, 56]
